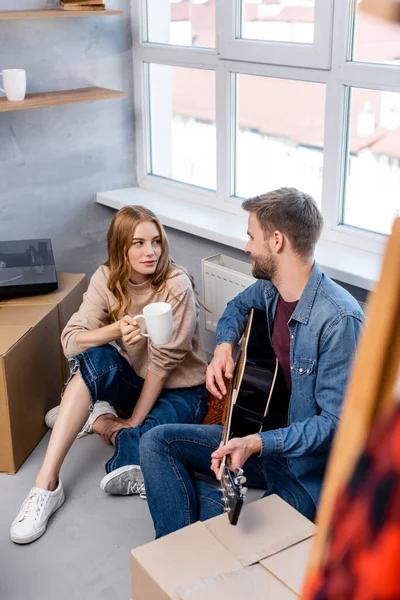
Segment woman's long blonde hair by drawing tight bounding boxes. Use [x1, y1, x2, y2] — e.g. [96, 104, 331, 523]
[105, 205, 198, 321]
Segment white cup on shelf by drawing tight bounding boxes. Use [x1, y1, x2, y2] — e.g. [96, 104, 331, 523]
[0, 69, 26, 101]
[133, 302, 173, 345]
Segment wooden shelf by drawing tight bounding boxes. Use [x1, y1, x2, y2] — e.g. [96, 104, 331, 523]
[0, 87, 126, 112]
[0, 9, 123, 20]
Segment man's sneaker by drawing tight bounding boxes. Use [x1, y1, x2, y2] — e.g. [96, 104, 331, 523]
[45, 401, 118, 439]
[10, 479, 65, 544]
[100, 465, 146, 497]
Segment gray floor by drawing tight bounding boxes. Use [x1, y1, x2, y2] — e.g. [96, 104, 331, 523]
[0, 433, 155, 600]
[0, 433, 263, 600]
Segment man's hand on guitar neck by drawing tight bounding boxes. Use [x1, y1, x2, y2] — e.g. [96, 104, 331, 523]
[206, 342, 235, 399]
[210, 435, 262, 477]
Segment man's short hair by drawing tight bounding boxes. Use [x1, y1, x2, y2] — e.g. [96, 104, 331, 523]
[242, 187, 324, 257]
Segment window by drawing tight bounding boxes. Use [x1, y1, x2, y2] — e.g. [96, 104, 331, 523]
[240, 0, 315, 44]
[343, 88, 400, 236]
[148, 64, 216, 190]
[352, 2, 400, 65]
[133, 0, 400, 253]
[234, 74, 325, 202]
[146, 0, 215, 48]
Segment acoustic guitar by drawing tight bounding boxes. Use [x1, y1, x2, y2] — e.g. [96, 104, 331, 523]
[218, 308, 287, 524]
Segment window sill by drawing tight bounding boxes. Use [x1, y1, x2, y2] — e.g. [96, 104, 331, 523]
[96, 187, 383, 292]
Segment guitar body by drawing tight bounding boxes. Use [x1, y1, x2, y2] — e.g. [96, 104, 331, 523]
[230, 308, 287, 437]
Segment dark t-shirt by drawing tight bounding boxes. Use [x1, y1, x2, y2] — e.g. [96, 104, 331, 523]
[271, 295, 298, 427]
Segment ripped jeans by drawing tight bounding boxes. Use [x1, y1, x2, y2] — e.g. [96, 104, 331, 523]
[68, 344, 207, 473]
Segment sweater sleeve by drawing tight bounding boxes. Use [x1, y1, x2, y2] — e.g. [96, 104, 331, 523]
[147, 273, 198, 379]
[61, 266, 112, 358]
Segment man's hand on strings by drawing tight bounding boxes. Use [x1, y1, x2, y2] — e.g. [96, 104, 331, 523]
[210, 435, 262, 478]
[206, 343, 235, 399]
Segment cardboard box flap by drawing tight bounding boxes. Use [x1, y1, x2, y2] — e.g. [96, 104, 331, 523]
[0, 305, 54, 327]
[260, 537, 314, 595]
[130, 521, 242, 599]
[0, 326, 31, 356]
[178, 564, 297, 600]
[204, 494, 316, 567]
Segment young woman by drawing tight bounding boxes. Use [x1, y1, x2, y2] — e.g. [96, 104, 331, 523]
[10, 205, 208, 544]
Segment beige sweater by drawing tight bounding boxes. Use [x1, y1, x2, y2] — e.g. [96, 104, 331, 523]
[61, 265, 207, 389]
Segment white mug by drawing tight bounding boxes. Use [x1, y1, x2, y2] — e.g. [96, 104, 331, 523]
[0, 69, 26, 102]
[134, 302, 173, 345]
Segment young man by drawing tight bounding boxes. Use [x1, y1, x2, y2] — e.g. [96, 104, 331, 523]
[140, 187, 364, 538]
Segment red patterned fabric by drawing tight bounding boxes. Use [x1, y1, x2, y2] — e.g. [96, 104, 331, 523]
[304, 404, 400, 600]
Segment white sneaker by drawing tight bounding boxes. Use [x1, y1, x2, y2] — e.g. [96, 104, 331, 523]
[45, 401, 118, 439]
[77, 401, 118, 439]
[100, 465, 146, 497]
[10, 479, 65, 544]
[44, 405, 59, 429]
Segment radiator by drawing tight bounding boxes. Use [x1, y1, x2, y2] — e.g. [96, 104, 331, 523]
[202, 254, 255, 333]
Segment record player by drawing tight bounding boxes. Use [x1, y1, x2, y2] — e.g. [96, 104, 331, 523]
[0, 239, 58, 298]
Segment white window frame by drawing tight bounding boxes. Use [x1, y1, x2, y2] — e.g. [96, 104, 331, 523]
[218, 0, 334, 70]
[131, 0, 400, 257]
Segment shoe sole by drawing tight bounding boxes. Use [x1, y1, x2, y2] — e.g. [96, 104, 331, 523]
[100, 465, 141, 494]
[10, 492, 65, 545]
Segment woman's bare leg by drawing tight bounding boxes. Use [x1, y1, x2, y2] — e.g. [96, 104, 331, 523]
[35, 373, 91, 491]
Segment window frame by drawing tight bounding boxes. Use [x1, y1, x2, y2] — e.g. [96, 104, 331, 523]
[217, 0, 335, 70]
[131, 0, 400, 257]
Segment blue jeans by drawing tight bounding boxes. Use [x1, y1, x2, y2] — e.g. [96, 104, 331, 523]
[140, 423, 316, 538]
[69, 344, 207, 474]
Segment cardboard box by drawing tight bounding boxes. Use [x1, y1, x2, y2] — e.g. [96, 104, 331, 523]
[0, 305, 63, 474]
[261, 537, 314, 595]
[130, 495, 316, 600]
[0, 273, 87, 381]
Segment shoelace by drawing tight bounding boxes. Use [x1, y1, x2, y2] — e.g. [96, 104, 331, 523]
[19, 490, 46, 522]
[127, 481, 142, 495]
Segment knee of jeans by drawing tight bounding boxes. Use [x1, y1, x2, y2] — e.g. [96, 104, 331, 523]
[83, 344, 119, 363]
[140, 424, 174, 461]
[80, 344, 122, 376]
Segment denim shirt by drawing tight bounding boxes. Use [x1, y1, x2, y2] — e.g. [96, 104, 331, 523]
[215, 262, 364, 506]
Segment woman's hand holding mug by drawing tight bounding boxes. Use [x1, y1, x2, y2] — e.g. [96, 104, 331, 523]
[119, 315, 143, 346]
[133, 302, 173, 345]
[118, 302, 173, 346]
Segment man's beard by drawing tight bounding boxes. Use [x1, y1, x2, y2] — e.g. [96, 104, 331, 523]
[251, 252, 277, 281]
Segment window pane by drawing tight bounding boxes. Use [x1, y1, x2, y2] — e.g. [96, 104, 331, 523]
[235, 74, 325, 204]
[343, 88, 400, 235]
[352, 3, 400, 65]
[240, 0, 315, 44]
[146, 0, 215, 48]
[149, 64, 216, 190]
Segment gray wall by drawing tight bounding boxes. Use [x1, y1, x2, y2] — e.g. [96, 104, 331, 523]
[0, 0, 134, 273]
[0, 1, 368, 356]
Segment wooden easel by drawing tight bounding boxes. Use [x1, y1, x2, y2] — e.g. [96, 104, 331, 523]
[303, 218, 400, 592]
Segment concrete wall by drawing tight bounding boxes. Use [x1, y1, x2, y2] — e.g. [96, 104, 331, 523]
[0, 1, 368, 355]
[0, 0, 134, 273]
